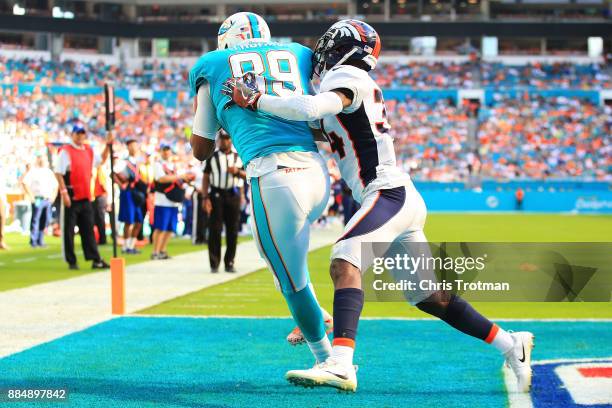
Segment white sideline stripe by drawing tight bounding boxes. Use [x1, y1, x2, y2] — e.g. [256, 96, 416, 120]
[532, 357, 612, 366]
[126, 315, 612, 322]
[11, 250, 88, 263]
[503, 364, 534, 408]
[363, 317, 612, 322]
[0, 225, 341, 359]
[428, 211, 609, 216]
[13, 257, 36, 263]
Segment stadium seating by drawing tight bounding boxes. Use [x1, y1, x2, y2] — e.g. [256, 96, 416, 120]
[2, 57, 610, 90]
[1, 57, 610, 194]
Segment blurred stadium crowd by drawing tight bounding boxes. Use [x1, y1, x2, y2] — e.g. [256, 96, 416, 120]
[0, 57, 189, 90]
[0, 56, 610, 246]
[1, 57, 610, 190]
[2, 57, 611, 90]
[389, 96, 611, 181]
[373, 61, 611, 89]
[1, 57, 611, 190]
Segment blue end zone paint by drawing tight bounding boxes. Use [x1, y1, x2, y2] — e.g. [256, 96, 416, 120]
[1, 319, 611, 407]
[532, 362, 612, 408]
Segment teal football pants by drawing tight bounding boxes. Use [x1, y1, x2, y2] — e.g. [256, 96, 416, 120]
[250, 159, 329, 342]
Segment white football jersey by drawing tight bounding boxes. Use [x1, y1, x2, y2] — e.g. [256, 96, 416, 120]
[318, 65, 411, 203]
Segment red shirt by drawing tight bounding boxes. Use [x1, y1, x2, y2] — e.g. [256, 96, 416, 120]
[62, 144, 94, 201]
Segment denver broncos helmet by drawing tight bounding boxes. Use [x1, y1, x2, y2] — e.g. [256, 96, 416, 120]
[312, 19, 381, 78]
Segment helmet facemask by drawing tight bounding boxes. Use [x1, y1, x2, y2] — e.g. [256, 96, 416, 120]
[312, 31, 334, 78]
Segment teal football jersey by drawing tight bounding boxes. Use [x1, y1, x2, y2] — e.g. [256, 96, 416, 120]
[189, 41, 318, 165]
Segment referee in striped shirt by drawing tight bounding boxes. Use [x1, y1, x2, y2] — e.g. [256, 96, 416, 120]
[202, 131, 245, 273]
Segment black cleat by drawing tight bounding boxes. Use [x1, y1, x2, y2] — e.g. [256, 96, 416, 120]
[225, 265, 237, 273]
[69, 263, 79, 270]
[92, 260, 110, 269]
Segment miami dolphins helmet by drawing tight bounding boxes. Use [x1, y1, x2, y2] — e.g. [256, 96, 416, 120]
[217, 12, 271, 50]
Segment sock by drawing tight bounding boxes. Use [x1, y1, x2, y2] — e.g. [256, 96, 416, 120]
[284, 285, 326, 344]
[331, 288, 364, 365]
[487, 324, 514, 354]
[307, 335, 332, 363]
[128, 237, 136, 249]
[331, 344, 354, 366]
[440, 294, 496, 342]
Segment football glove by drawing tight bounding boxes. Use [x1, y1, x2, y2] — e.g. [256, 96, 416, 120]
[221, 72, 262, 111]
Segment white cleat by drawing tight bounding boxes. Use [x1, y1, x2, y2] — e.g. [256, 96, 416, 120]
[287, 309, 333, 346]
[504, 331, 535, 393]
[286, 358, 357, 392]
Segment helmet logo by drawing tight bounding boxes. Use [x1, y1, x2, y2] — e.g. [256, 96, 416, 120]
[336, 26, 354, 38]
[218, 20, 233, 36]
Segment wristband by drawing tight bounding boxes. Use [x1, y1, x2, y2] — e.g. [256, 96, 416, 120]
[60, 189, 68, 194]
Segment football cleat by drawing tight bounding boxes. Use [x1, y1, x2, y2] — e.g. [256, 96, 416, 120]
[286, 358, 357, 392]
[504, 331, 535, 392]
[287, 310, 333, 346]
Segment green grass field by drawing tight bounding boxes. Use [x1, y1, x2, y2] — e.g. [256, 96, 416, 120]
[0, 233, 209, 291]
[140, 214, 612, 319]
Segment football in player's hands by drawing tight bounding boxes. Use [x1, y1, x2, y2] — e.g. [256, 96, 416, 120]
[221, 72, 262, 111]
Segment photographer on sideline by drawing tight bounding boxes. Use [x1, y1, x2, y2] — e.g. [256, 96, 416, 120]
[151, 144, 195, 260]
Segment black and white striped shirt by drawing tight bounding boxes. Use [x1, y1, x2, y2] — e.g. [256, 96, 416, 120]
[204, 150, 244, 190]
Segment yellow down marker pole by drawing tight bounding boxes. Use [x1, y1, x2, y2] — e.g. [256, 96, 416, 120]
[111, 257, 125, 315]
[105, 83, 125, 315]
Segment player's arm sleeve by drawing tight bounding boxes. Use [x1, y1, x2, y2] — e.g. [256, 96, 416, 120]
[192, 83, 220, 140]
[257, 92, 344, 122]
[319, 67, 363, 113]
[308, 120, 321, 130]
